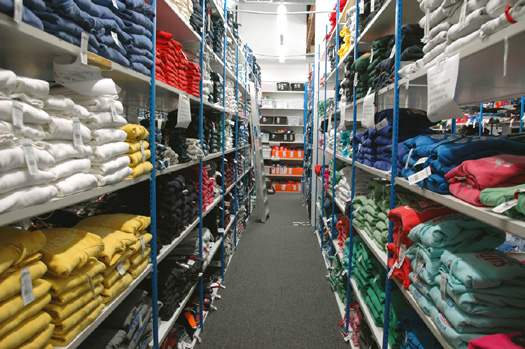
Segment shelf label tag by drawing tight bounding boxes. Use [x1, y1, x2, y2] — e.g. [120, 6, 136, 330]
[359, 0, 364, 14]
[459, 0, 467, 27]
[290, 151, 294, 158]
[21, 267, 35, 306]
[375, 118, 389, 130]
[405, 148, 414, 169]
[176, 94, 192, 128]
[353, 73, 358, 86]
[117, 261, 125, 275]
[493, 199, 518, 213]
[111, 31, 122, 48]
[440, 272, 447, 301]
[14, 0, 23, 23]
[80, 32, 89, 65]
[140, 236, 146, 256]
[12, 101, 24, 128]
[427, 53, 462, 122]
[21, 139, 38, 175]
[414, 156, 428, 166]
[112, 0, 118, 9]
[72, 117, 83, 148]
[371, 0, 376, 12]
[140, 141, 146, 162]
[362, 88, 375, 128]
[408, 166, 431, 185]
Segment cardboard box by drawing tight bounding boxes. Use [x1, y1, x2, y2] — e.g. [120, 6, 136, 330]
[272, 182, 302, 192]
[261, 116, 274, 124]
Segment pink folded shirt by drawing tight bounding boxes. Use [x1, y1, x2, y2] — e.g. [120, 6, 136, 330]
[468, 332, 524, 349]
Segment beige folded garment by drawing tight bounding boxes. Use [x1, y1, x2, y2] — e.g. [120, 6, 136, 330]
[49, 302, 104, 346]
[46, 260, 105, 296]
[18, 323, 54, 349]
[102, 250, 133, 277]
[102, 260, 130, 288]
[0, 261, 47, 302]
[129, 247, 151, 268]
[46, 284, 103, 323]
[52, 296, 103, 335]
[51, 274, 103, 305]
[128, 258, 150, 279]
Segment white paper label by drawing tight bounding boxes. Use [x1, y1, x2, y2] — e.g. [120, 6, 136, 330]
[440, 272, 447, 301]
[424, 8, 430, 38]
[398, 244, 407, 265]
[140, 236, 146, 256]
[361, 89, 375, 128]
[405, 148, 414, 169]
[21, 267, 34, 306]
[389, 48, 395, 58]
[14, 0, 23, 23]
[387, 262, 398, 278]
[290, 151, 294, 158]
[187, 259, 195, 266]
[112, 0, 118, 8]
[408, 166, 431, 185]
[21, 139, 38, 175]
[117, 262, 125, 275]
[503, 36, 509, 77]
[72, 117, 83, 148]
[359, 0, 364, 14]
[375, 118, 389, 130]
[493, 199, 518, 213]
[140, 141, 146, 162]
[176, 94, 192, 128]
[340, 102, 347, 122]
[427, 54, 463, 122]
[109, 100, 118, 122]
[369, 49, 374, 63]
[415, 258, 424, 277]
[414, 157, 428, 166]
[371, 0, 375, 12]
[353, 73, 358, 86]
[80, 32, 89, 65]
[12, 101, 24, 128]
[111, 31, 122, 48]
[357, 255, 363, 263]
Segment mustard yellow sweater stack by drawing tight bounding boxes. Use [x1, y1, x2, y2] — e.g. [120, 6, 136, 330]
[121, 124, 154, 178]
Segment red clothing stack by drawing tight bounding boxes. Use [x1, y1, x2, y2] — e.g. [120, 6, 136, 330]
[326, 0, 348, 40]
[156, 31, 201, 97]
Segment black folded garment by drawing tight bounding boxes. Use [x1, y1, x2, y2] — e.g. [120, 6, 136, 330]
[79, 329, 127, 349]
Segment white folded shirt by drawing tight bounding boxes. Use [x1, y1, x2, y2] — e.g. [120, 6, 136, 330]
[85, 112, 127, 129]
[43, 95, 75, 112]
[90, 128, 127, 145]
[53, 173, 98, 197]
[9, 93, 44, 109]
[0, 120, 45, 141]
[0, 100, 50, 124]
[95, 166, 133, 186]
[0, 185, 58, 214]
[90, 155, 130, 175]
[43, 117, 91, 142]
[36, 140, 92, 162]
[0, 167, 56, 195]
[0, 143, 55, 173]
[47, 158, 92, 180]
[74, 96, 124, 114]
[13, 76, 49, 98]
[0, 68, 17, 96]
[91, 142, 129, 162]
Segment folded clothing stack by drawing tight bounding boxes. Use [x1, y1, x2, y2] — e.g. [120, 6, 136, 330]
[226, 11, 239, 41]
[355, 108, 434, 171]
[0, 227, 53, 349]
[210, 72, 224, 105]
[479, 183, 525, 219]
[224, 79, 236, 113]
[326, 0, 349, 40]
[156, 31, 201, 97]
[349, 52, 372, 101]
[158, 256, 204, 319]
[189, 0, 208, 33]
[170, 227, 214, 258]
[237, 120, 248, 147]
[165, 110, 192, 163]
[327, 253, 347, 305]
[32, 0, 154, 75]
[40, 227, 105, 346]
[202, 53, 214, 104]
[157, 174, 199, 245]
[207, 16, 224, 57]
[121, 123, 153, 178]
[357, 0, 387, 33]
[160, 323, 192, 349]
[182, 166, 217, 210]
[80, 289, 153, 349]
[156, 143, 179, 170]
[400, 308, 442, 349]
[334, 166, 375, 204]
[225, 37, 236, 72]
[368, 35, 394, 92]
[401, 134, 525, 194]
[339, 130, 354, 158]
[337, 6, 356, 59]
[165, 0, 193, 23]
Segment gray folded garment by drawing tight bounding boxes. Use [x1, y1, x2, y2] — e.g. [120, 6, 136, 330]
[480, 0, 525, 38]
[446, 8, 492, 44]
[79, 329, 127, 349]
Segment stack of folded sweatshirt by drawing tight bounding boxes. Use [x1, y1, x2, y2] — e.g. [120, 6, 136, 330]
[349, 52, 372, 101]
[208, 17, 224, 56]
[479, 183, 525, 219]
[189, 0, 207, 33]
[226, 11, 239, 41]
[165, 109, 192, 163]
[327, 253, 347, 304]
[182, 166, 217, 210]
[122, 123, 153, 178]
[165, 0, 193, 23]
[225, 37, 236, 72]
[400, 309, 442, 349]
[357, 0, 387, 33]
[210, 72, 224, 105]
[337, 6, 356, 59]
[202, 53, 214, 104]
[80, 289, 153, 349]
[0, 227, 53, 349]
[368, 35, 394, 91]
[224, 79, 236, 113]
[40, 228, 105, 346]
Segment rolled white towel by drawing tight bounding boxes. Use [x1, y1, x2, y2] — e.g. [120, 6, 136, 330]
[91, 142, 129, 162]
[95, 166, 133, 186]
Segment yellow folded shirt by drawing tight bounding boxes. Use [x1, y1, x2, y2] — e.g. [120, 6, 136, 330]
[0, 279, 50, 324]
[0, 227, 46, 277]
[102, 273, 132, 304]
[40, 228, 105, 278]
[53, 296, 103, 335]
[71, 225, 137, 266]
[0, 294, 51, 339]
[76, 214, 150, 235]
[0, 311, 51, 349]
[129, 231, 153, 254]
[126, 149, 152, 167]
[126, 140, 150, 154]
[128, 258, 150, 279]
[51, 274, 103, 305]
[46, 284, 103, 323]
[1, 253, 43, 280]
[128, 161, 153, 178]
[121, 124, 149, 142]
[49, 302, 104, 346]
[129, 247, 151, 268]
[104, 249, 133, 276]
[0, 261, 47, 302]
[18, 323, 54, 349]
[46, 260, 105, 296]
[102, 260, 130, 288]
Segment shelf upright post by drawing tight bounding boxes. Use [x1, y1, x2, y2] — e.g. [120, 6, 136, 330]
[521, 96, 524, 133]
[220, 0, 228, 281]
[149, 1, 159, 348]
[330, 0, 341, 248]
[244, 44, 248, 215]
[198, 0, 207, 332]
[313, 46, 320, 240]
[451, 118, 456, 134]
[234, 44, 240, 250]
[479, 103, 483, 136]
[382, 0, 403, 345]
[345, 0, 359, 335]
[321, 25, 329, 253]
[302, 83, 308, 196]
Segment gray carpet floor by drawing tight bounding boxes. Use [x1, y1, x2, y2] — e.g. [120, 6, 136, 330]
[199, 193, 348, 348]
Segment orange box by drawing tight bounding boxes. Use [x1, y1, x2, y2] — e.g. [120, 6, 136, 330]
[289, 168, 303, 175]
[277, 150, 304, 159]
[272, 183, 302, 192]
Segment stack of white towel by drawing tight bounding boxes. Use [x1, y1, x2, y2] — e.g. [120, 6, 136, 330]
[165, 0, 194, 23]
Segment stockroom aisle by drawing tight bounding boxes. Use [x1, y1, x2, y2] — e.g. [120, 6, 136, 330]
[200, 193, 347, 348]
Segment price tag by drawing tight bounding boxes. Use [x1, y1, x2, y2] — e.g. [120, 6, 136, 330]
[21, 267, 34, 306]
[340, 102, 347, 122]
[80, 32, 89, 65]
[357, 255, 363, 263]
[343, 333, 352, 342]
[440, 272, 447, 301]
[111, 31, 122, 48]
[140, 141, 146, 162]
[86, 274, 95, 294]
[359, 0, 364, 14]
[492, 199, 518, 213]
[112, 0, 118, 9]
[427, 54, 463, 122]
[424, 8, 430, 39]
[459, 0, 467, 27]
[408, 166, 431, 185]
[21, 139, 38, 175]
[353, 73, 358, 86]
[373, 275, 379, 283]
[290, 151, 294, 158]
[361, 89, 375, 128]
[12, 101, 24, 128]
[387, 262, 398, 279]
[72, 117, 83, 148]
[404, 149, 414, 169]
[176, 94, 192, 128]
[398, 244, 407, 265]
[117, 262, 125, 275]
[375, 118, 389, 130]
[14, 0, 23, 23]
[179, 263, 190, 269]
[414, 157, 428, 166]
[371, 0, 375, 12]
[182, 189, 189, 195]
[140, 236, 146, 256]
[187, 259, 195, 266]
[109, 99, 119, 122]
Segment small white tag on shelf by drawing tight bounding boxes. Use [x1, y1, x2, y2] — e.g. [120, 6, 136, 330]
[290, 151, 295, 158]
[80, 32, 89, 65]
[21, 267, 35, 306]
[86, 274, 95, 294]
[369, 49, 374, 63]
[405, 148, 414, 169]
[440, 272, 447, 301]
[12, 101, 24, 128]
[493, 199, 518, 213]
[140, 236, 146, 256]
[14, 0, 23, 23]
[414, 157, 428, 166]
[176, 94, 192, 128]
[342, 269, 348, 276]
[371, 0, 376, 12]
[408, 166, 431, 185]
[111, 31, 122, 48]
[361, 89, 375, 128]
[343, 333, 352, 342]
[375, 118, 389, 130]
[112, 0, 118, 9]
[503, 36, 509, 77]
[353, 73, 358, 86]
[187, 259, 196, 266]
[21, 139, 38, 175]
[398, 244, 407, 265]
[117, 261, 125, 276]
[359, 0, 364, 14]
[293, 185, 297, 191]
[72, 117, 83, 148]
[218, 228, 225, 234]
[373, 275, 379, 283]
[405, 76, 410, 90]
[140, 140, 146, 162]
[427, 54, 462, 122]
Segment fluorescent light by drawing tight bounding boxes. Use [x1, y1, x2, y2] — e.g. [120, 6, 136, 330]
[277, 44, 285, 63]
[277, 3, 286, 15]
